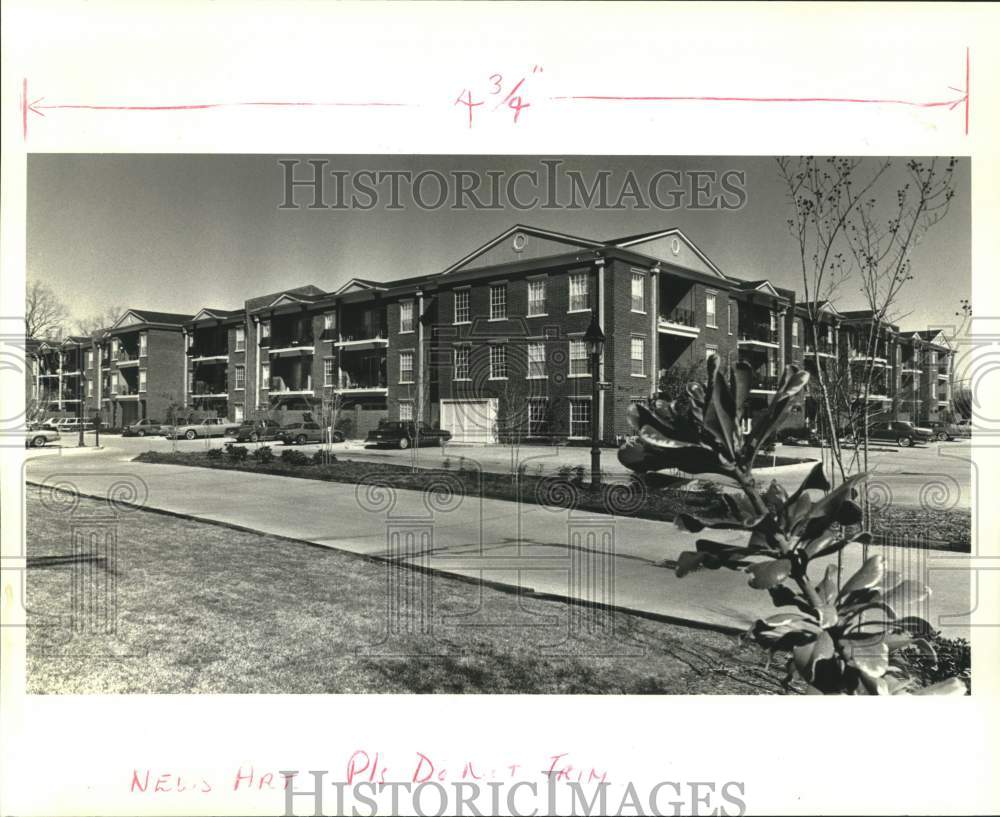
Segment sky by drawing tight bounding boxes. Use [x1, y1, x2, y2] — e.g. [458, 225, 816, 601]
[27, 154, 970, 334]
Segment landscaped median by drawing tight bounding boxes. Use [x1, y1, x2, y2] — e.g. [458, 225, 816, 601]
[133, 446, 971, 552]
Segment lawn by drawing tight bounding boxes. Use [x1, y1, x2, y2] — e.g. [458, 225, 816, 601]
[26, 492, 795, 695]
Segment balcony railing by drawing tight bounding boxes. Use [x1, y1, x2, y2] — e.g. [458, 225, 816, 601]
[191, 382, 228, 395]
[116, 349, 139, 363]
[116, 385, 140, 396]
[739, 326, 779, 345]
[265, 335, 315, 350]
[338, 376, 388, 391]
[658, 306, 696, 327]
[187, 346, 229, 358]
[750, 374, 780, 392]
[805, 340, 835, 355]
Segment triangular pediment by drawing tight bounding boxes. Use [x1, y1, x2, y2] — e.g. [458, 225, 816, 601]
[613, 228, 726, 279]
[268, 293, 313, 308]
[112, 310, 146, 329]
[335, 278, 387, 296]
[441, 225, 604, 276]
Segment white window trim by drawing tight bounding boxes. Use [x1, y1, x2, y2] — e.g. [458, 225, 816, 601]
[728, 303, 736, 336]
[398, 350, 415, 385]
[489, 284, 508, 321]
[568, 397, 593, 440]
[453, 289, 471, 325]
[705, 290, 718, 329]
[399, 301, 415, 334]
[630, 270, 647, 314]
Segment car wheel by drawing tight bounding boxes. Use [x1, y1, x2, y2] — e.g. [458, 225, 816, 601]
[898, 436, 912, 447]
[184, 430, 197, 440]
[936, 431, 948, 442]
[31, 436, 47, 448]
[295, 434, 307, 445]
[250, 432, 258, 442]
[137, 430, 145, 437]
[398, 437, 410, 450]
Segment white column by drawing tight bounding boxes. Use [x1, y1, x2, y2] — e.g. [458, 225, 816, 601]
[650, 265, 659, 396]
[181, 329, 188, 408]
[596, 259, 606, 440]
[254, 317, 262, 410]
[416, 290, 425, 424]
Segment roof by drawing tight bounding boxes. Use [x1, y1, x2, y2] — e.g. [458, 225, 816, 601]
[189, 308, 244, 324]
[245, 285, 326, 312]
[732, 279, 786, 300]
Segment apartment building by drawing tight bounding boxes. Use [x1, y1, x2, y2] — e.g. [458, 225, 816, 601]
[22, 223, 960, 438]
[102, 309, 191, 426]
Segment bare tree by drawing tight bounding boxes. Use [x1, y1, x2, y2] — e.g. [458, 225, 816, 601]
[25, 280, 68, 339]
[75, 304, 125, 337]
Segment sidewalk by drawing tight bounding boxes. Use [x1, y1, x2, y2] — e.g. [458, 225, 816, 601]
[24, 447, 971, 636]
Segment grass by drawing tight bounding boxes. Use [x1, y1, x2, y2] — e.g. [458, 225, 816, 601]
[26, 492, 794, 695]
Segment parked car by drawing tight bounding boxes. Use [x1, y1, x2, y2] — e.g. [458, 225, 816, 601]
[26, 427, 60, 448]
[366, 421, 452, 449]
[169, 417, 232, 440]
[276, 421, 325, 445]
[926, 421, 960, 442]
[123, 419, 163, 437]
[233, 420, 283, 443]
[953, 418, 972, 437]
[855, 420, 933, 448]
[54, 417, 95, 432]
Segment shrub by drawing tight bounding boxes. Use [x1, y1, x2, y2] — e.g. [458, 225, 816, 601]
[226, 445, 249, 463]
[280, 449, 310, 466]
[311, 449, 336, 465]
[571, 465, 586, 485]
[618, 356, 966, 696]
[253, 445, 274, 464]
[207, 448, 224, 460]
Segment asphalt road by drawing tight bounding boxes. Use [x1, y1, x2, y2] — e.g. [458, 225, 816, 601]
[40, 432, 971, 511]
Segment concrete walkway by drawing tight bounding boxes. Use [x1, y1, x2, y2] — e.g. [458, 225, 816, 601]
[24, 445, 971, 636]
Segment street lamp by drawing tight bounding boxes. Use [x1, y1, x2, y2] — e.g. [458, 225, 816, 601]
[583, 310, 606, 487]
[77, 371, 86, 447]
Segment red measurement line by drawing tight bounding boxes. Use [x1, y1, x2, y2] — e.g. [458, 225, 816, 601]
[34, 101, 413, 110]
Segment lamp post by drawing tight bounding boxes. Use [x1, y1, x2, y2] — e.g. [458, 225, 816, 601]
[77, 371, 86, 447]
[583, 311, 606, 487]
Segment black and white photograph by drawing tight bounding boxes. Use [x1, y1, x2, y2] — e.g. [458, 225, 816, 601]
[2, 3, 999, 817]
[21, 154, 974, 697]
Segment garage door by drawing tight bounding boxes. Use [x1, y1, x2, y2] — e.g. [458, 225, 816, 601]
[440, 399, 497, 444]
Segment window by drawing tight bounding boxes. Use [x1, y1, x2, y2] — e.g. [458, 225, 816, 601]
[489, 344, 507, 379]
[528, 399, 548, 436]
[631, 272, 645, 312]
[454, 346, 470, 379]
[87, 380, 94, 397]
[569, 399, 591, 438]
[400, 301, 414, 333]
[792, 319, 800, 347]
[527, 341, 546, 378]
[770, 311, 777, 331]
[261, 362, 270, 389]
[490, 284, 507, 320]
[138, 370, 147, 392]
[261, 320, 271, 339]
[454, 289, 470, 324]
[139, 332, 148, 356]
[528, 279, 547, 316]
[86, 350, 94, 368]
[706, 293, 717, 328]
[399, 351, 414, 383]
[728, 302, 737, 335]
[323, 313, 335, 331]
[631, 336, 645, 376]
[235, 326, 246, 351]
[399, 400, 414, 422]
[706, 344, 718, 361]
[569, 272, 589, 312]
[235, 365, 245, 389]
[323, 358, 334, 387]
[569, 340, 591, 376]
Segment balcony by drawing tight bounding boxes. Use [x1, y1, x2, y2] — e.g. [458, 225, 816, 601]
[116, 349, 141, 367]
[190, 381, 228, 399]
[900, 361, 923, 374]
[805, 340, 835, 357]
[749, 374, 779, 394]
[738, 326, 779, 348]
[267, 336, 315, 357]
[657, 306, 699, 338]
[937, 366, 950, 379]
[187, 346, 229, 361]
[115, 385, 141, 398]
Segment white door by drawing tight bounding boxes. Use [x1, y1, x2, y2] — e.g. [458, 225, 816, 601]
[440, 399, 497, 444]
[234, 404, 244, 423]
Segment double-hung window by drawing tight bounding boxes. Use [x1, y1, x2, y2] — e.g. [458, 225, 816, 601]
[569, 340, 590, 376]
[399, 351, 414, 384]
[705, 292, 717, 328]
[489, 284, 507, 320]
[489, 344, 507, 379]
[528, 399, 548, 436]
[235, 326, 246, 351]
[454, 290, 470, 324]
[569, 399, 591, 438]
[527, 342, 546, 378]
[235, 365, 246, 389]
[527, 279, 546, 316]
[454, 346, 470, 379]
[630, 336, 645, 376]
[400, 301, 414, 333]
[631, 272, 645, 312]
[569, 272, 589, 312]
